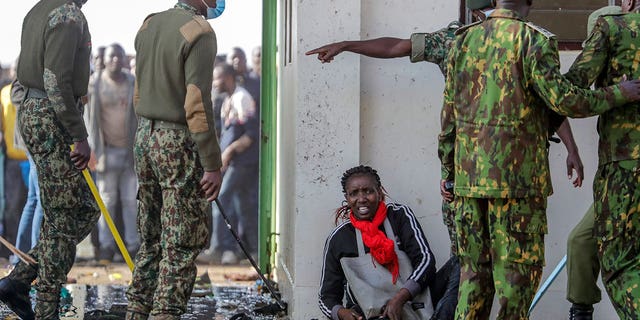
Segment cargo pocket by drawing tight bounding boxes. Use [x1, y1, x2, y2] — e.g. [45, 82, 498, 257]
[508, 209, 547, 266]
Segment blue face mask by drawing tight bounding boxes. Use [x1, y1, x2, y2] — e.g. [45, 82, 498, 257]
[202, 0, 225, 19]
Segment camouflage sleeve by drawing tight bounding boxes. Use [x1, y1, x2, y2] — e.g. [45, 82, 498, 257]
[183, 26, 222, 171]
[565, 17, 610, 88]
[410, 21, 460, 75]
[44, 5, 88, 141]
[438, 47, 457, 181]
[528, 35, 626, 118]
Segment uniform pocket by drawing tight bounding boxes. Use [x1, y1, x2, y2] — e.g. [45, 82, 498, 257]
[507, 198, 547, 266]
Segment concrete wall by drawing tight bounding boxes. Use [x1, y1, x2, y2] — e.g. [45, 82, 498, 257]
[275, 1, 615, 319]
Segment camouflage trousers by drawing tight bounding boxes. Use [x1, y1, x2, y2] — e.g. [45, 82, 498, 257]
[593, 160, 640, 319]
[442, 200, 457, 256]
[12, 97, 100, 319]
[126, 118, 211, 320]
[453, 196, 546, 320]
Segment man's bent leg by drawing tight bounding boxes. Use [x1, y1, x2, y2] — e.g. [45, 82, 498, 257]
[18, 98, 100, 319]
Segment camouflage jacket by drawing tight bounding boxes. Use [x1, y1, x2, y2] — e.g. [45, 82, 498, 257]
[410, 21, 463, 75]
[439, 9, 629, 198]
[565, 11, 640, 166]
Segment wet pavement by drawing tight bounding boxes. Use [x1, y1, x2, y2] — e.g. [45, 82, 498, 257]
[0, 264, 286, 320]
[0, 283, 283, 319]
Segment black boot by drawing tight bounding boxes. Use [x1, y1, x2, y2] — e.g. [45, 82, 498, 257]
[569, 303, 593, 320]
[0, 276, 35, 320]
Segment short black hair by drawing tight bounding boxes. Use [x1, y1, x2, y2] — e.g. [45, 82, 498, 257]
[340, 165, 382, 195]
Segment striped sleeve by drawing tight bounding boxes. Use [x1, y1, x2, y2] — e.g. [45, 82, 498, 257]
[388, 203, 436, 297]
[318, 221, 350, 319]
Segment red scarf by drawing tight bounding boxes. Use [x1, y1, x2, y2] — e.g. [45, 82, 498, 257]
[350, 201, 399, 284]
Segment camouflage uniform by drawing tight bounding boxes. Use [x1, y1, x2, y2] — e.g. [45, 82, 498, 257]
[10, 0, 99, 318]
[565, 10, 640, 318]
[410, 21, 463, 74]
[126, 3, 222, 319]
[439, 8, 631, 320]
[410, 21, 462, 255]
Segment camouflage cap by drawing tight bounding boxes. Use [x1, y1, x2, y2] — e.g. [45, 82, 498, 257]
[587, 6, 622, 36]
[466, 0, 492, 10]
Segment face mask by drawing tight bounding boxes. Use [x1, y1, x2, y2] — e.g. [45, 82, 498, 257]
[202, 0, 225, 19]
[483, 8, 495, 17]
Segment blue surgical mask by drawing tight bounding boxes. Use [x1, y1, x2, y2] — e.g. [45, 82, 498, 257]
[483, 9, 495, 18]
[202, 0, 225, 19]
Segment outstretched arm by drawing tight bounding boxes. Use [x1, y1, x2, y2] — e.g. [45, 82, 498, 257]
[305, 38, 411, 63]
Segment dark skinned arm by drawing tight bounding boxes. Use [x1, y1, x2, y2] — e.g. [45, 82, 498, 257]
[556, 119, 584, 187]
[305, 38, 411, 63]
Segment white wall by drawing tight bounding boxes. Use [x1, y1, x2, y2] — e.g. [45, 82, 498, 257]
[276, 1, 616, 319]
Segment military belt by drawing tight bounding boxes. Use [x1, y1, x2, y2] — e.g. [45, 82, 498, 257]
[24, 87, 82, 104]
[24, 87, 47, 99]
[141, 117, 188, 130]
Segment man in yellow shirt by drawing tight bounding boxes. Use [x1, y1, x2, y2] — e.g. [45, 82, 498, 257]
[0, 70, 29, 261]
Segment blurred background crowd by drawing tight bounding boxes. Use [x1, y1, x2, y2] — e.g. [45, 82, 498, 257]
[0, 43, 262, 266]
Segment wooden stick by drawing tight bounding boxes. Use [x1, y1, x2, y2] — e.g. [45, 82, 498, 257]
[0, 235, 36, 265]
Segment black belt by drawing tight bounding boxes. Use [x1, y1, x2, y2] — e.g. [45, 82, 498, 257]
[141, 117, 188, 130]
[24, 87, 47, 99]
[24, 87, 82, 103]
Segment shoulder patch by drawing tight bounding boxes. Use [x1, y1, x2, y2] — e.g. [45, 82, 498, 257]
[455, 20, 481, 36]
[525, 22, 556, 39]
[179, 16, 213, 43]
[138, 13, 157, 32]
[48, 2, 84, 29]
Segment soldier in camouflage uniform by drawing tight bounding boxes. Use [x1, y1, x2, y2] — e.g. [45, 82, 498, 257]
[563, 6, 623, 320]
[564, 1, 640, 318]
[0, 0, 97, 319]
[125, 1, 223, 319]
[439, 0, 640, 318]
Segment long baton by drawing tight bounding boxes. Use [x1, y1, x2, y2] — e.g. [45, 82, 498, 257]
[0, 235, 37, 265]
[528, 255, 567, 315]
[214, 199, 287, 311]
[72, 146, 134, 271]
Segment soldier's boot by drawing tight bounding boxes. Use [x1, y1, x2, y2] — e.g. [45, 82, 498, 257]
[0, 276, 35, 320]
[569, 303, 593, 320]
[35, 293, 60, 320]
[125, 310, 150, 320]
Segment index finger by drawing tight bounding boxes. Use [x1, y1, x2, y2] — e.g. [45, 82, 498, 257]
[305, 47, 324, 55]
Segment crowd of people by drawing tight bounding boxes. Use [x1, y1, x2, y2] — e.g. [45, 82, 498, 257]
[0, 39, 262, 266]
[0, 30, 264, 265]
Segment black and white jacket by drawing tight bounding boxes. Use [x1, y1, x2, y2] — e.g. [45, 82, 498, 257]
[318, 202, 436, 320]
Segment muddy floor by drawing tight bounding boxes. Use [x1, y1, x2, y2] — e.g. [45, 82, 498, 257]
[0, 263, 286, 320]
